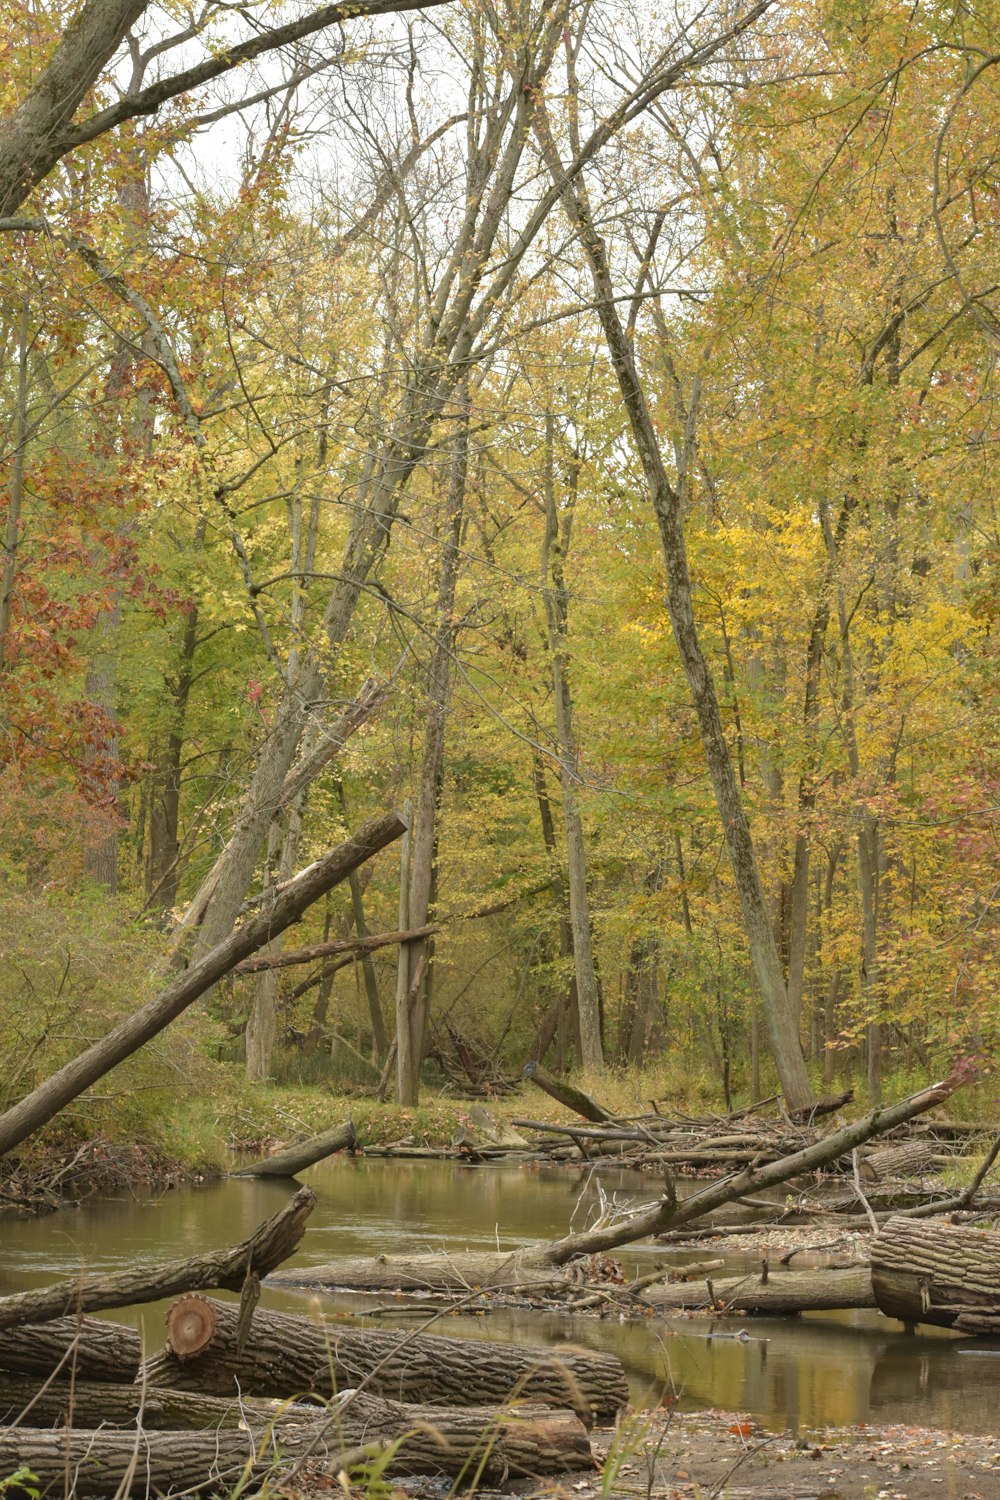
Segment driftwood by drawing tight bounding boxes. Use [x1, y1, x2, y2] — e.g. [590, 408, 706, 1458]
[521, 1061, 614, 1122]
[0, 1185, 315, 1332]
[232, 1121, 357, 1178]
[0, 1376, 592, 1479]
[0, 1316, 141, 1381]
[540, 1067, 974, 1265]
[141, 1295, 628, 1421]
[871, 1215, 1000, 1333]
[642, 1266, 876, 1314]
[267, 1248, 573, 1296]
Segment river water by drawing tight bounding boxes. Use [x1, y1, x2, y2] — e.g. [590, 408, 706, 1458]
[1, 1156, 996, 1435]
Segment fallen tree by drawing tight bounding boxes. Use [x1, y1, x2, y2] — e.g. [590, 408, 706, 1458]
[871, 1215, 1000, 1333]
[0, 1186, 315, 1332]
[0, 1316, 141, 1380]
[0, 1376, 592, 1479]
[641, 1266, 876, 1314]
[232, 1121, 357, 1178]
[272, 1069, 977, 1300]
[140, 1295, 629, 1421]
[0, 810, 407, 1161]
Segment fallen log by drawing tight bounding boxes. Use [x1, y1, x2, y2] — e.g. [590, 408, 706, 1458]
[871, 1215, 1000, 1333]
[0, 1316, 141, 1381]
[0, 1424, 363, 1496]
[539, 1065, 975, 1265]
[141, 1295, 628, 1421]
[0, 1185, 314, 1332]
[267, 1249, 572, 1295]
[521, 1061, 615, 1123]
[233, 1122, 357, 1178]
[0, 1376, 592, 1478]
[859, 1142, 936, 1181]
[642, 1266, 876, 1314]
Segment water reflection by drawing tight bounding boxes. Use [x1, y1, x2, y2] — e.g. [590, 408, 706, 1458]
[1, 1157, 993, 1434]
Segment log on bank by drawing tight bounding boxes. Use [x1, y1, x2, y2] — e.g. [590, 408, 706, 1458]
[141, 1295, 628, 1421]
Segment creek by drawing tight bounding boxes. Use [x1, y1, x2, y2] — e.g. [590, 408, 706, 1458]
[1, 1156, 995, 1435]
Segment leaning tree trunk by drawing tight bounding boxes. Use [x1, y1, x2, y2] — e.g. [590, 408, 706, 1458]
[0, 813, 405, 1160]
[142, 1296, 628, 1422]
[0, 1187, 315, 1332]
[871, 1216, 1000, 1334]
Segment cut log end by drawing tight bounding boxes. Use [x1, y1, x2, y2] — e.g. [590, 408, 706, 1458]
[167, 1295, 218, 1358]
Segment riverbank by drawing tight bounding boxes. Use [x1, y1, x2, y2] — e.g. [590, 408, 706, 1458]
[382, 1411, 1000, 1500]
[570, 1412, 1000, 1500]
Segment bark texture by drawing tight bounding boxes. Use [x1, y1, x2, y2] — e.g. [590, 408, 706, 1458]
[0, 1317, 141, 1381]
[642, 1266, 875, 1313]
[871, 1215, 1000, 1333]
[522, 1061, 614, 1122]
[141, 1297, 628, 1421]
[0, 1377, 592, 1478]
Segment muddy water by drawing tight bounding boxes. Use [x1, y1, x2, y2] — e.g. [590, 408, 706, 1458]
[2, 1157, 996, 1435]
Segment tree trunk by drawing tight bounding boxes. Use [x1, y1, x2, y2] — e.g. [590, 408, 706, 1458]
[871, 1216, 1000, 1334]
[0, 1395, 591, 1488]
[540, 418, 603, 1072]
[533, 104, 812, 1111]
[642, 1266, 875, 1313]
[0, 1425, 362, 1497]
[0, 1186, 315, 1332]
[0, 1317, 141, 1381]
[0, 810, 406, 1160]
[521, 1060, 614, 1122]
[267, 1249, 572, 1296]
[233, 1120, 356, 1177]
[142, 1296, 628, 1422]
[401, 382, 469, 1095]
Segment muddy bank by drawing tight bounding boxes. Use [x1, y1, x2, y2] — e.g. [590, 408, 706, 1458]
[399, 1412, 1000, 1500]
[0, 1139, 207, 1213]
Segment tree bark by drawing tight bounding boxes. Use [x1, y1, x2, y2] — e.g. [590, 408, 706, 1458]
[0, 1394, 590, 1488]
[233, 1121, 356, 1178]
[0, 810, 406, 1159]
[540, 418, 603, 1072]
[871, 1216, 1000, 1333]
[266, 1249, 571, 1296]
[0, 1425, 362, 1497]
[0, 1186, 315, 1332]
[0, 1317, 141, 1381]
[642, 1266, 875, 1313]
[521, 1060, 615, 1122]
[141, 1297, 629, 1422]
